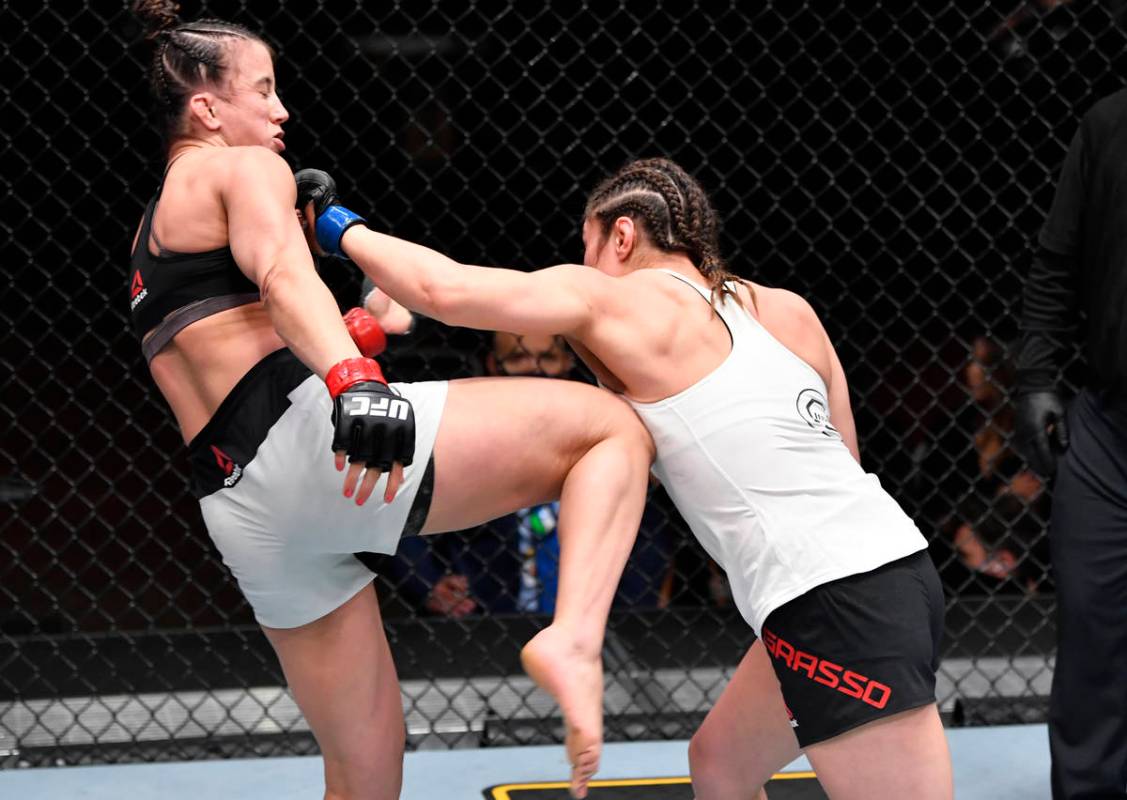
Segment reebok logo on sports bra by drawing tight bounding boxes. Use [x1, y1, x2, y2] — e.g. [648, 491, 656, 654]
[130, 271, 148, 310]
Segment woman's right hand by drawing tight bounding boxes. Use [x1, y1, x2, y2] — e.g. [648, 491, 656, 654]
[326, 358, 417, 505]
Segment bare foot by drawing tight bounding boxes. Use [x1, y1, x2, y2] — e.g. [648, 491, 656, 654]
[521, 625, 604, 799]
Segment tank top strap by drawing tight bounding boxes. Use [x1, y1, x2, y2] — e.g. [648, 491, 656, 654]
[653, 268, 751, 338]
[654, 268, 712, 301]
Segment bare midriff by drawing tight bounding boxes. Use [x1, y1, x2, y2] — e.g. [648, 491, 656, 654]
[148, 302, 288, 444]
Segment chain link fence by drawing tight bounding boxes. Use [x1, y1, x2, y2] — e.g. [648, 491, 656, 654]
[3, 0, 1120, 767]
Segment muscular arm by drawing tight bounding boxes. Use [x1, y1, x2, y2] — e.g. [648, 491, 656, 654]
[340, 226, 602, 338]
[772, 289, 861, 463]
[224, 149, 358, 375]
[825, 338, 861, 463]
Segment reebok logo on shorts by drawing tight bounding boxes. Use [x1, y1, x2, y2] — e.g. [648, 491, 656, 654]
[784, 703, 799, 728]
[763, 627, 891, 709]
[210, 445, 244, 488]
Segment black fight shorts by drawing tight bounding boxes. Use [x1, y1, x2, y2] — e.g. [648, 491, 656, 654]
[760, 549, 944, 748]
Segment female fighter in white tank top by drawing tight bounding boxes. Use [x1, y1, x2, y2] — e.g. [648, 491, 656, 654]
[629, 270, 925, 634]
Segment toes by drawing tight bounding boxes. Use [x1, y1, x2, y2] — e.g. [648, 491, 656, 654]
[568, 746, 599, 798]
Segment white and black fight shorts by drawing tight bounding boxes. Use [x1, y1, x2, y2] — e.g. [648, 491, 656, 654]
[187, 349, 447, 629]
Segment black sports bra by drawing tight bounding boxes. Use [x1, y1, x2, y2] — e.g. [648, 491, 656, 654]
[128, 166, 260, 362]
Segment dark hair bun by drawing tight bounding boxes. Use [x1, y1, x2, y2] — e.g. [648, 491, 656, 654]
[133, 0, 181, 42]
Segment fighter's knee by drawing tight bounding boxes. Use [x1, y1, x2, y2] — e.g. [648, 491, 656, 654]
[596, 395, 654, 458]
[688, 729, 704, 767]
[324, 745, 404, 800]
[324, 774, 401, 800]
[620, 415, 655, 463]
[688, 728, 717, 778]
[689, 729, 768, 800]
[689, 735, 723, 800]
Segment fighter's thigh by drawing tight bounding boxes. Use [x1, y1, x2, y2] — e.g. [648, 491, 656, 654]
[421, 376, 646, 534]
[803, 703, 952, 800]
[263, 585, 404, 800]
[690, 640, 800, 787]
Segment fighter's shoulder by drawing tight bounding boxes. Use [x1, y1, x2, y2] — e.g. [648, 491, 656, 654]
[537, 265, 657, 325]
[620, 267, 697, 295]
[212, 147, 294, 194]
[757, 285, 816, 313]
[755, 285, 825, 333]
[542, 263, 623, 297]
[179, 145, 284, 171]
[614, 268, 707, 312]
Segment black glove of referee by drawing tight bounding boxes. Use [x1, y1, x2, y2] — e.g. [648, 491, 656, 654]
[1014, 390, 1069, 477]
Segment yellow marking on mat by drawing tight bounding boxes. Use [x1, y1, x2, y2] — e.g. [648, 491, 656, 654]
[487, 772, 818, 798]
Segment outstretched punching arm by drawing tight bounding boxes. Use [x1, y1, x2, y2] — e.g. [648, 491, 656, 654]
[352, 229, 600, 338]
[296, 168, 608, 340]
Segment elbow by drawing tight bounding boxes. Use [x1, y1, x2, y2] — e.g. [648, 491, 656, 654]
[417, 266, 467, 324]
[258, 260, 302, 309]
[258, 264, 283, 305]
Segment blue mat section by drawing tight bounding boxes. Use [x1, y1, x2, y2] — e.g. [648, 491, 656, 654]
[0, 724, 1049, 799]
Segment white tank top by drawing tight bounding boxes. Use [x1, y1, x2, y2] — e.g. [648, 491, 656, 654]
[624, 272, 927, 634]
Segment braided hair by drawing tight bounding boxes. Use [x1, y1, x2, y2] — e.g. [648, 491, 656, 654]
[133, 1, 271, 143]
[584, 158, 748, 309]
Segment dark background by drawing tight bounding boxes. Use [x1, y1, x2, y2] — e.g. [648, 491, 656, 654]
[2, 0, 1120, 761]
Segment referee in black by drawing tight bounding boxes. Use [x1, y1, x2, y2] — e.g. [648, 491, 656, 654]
[1017, 90, 1127, 799]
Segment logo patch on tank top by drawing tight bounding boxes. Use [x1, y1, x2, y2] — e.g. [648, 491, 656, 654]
[210, 445, 244, 488]
[795, 388, 841, 439]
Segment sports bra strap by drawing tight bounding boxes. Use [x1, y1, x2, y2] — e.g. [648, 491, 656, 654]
[133, 196, 158, 258]
[141, 293, 261, 363]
